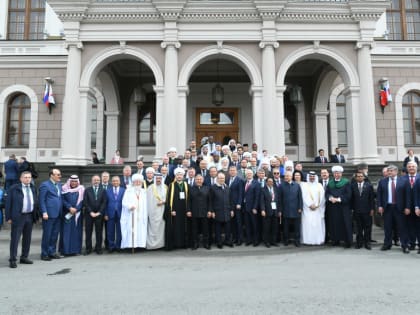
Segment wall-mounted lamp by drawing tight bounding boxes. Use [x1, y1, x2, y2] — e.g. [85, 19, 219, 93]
[289, 85, 303, 104]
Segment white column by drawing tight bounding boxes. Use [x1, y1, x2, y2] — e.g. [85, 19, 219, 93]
[128, 101, 138, 161]
[343, 86, 362, 164]
[161, 41, 182, 154]
[104, 110, 120, 163]
[57, 41, 90, 165]
[260, 41, 279, 154]
[177, 85, 188, 153]
[154, 85, 165, 158]
[313, 110, 329, 156]
[352, 42, 382, 164]
[250, 86, 263, 149]
[275, 85, 287, 155]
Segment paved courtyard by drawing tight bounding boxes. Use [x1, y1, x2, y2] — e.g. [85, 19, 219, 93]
[1, 224, 420, 315]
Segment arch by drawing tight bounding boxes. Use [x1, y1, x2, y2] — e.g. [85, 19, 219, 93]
[277, 44, 359, 88]
[80, 45, 164, 89]
[312, 68, 339, 112]
[395, 82, 420, 160]
[178, 44, 262, 87]
[329, 83, 346, 152]
[0, 84, 40, 160]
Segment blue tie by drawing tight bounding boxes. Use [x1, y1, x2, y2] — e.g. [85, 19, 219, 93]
[25, 186, 31, 213]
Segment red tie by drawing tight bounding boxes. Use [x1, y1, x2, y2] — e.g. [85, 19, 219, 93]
[410, 176, 415, 187]
[391, 178, 396, 204]
[245, 181, 250, 191]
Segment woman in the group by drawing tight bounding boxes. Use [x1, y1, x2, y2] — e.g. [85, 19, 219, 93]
[61, 175, 85, 256]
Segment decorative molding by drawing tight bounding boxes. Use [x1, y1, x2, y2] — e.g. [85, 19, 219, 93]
[160, 41, 181, 49]
[259, 41, 279, 49]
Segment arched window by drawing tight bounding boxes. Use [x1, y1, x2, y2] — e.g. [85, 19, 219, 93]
[387, 0, 420, 40]
[8, 0, 46, 40]
[336, 93, 347, 146]
[137, 93, 156, 146]
[402, 91, 420, 145]
[7, 93, 31, 147]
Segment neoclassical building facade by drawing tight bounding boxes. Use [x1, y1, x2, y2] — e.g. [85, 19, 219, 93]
[0, 0, 419, 165]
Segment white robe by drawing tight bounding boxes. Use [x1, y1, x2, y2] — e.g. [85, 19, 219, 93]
[146, 184, 167, 250]
[300, 182, 326, 245]
[120, 186, 148, 249]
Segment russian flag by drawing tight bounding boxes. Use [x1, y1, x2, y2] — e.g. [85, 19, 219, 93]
[43, 83, 55, 113]
[380, 80, 392, 107]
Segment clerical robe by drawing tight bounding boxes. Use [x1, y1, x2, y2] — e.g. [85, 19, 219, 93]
[146, 183, 167, 249]
[301, 182, 326, 245]
[120, 187, 148, 249]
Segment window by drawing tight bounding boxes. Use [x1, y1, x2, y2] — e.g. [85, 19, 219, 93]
[7, 93, 31, 147]
[91, 103, 98, 148]
[8, 0, 46, 40]
[138, 93, 156, 146]
[387, 0, 420, 40]
[336, 93, 348, 146]
[402, 91, 420, 145]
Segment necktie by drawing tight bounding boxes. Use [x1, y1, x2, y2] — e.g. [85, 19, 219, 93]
[245, 181, 250, 191]
[324, 180, 327, 189]
[114, 187, 118, 200]
[410, 176, 415, 187]
[358, 183, 362, 196]
[25, 185, 31, 213]
[391, 178, 396, 204]
[55, 183, 60, 195]
[94, 187, 98, 200]
[229, 177, 234, 187]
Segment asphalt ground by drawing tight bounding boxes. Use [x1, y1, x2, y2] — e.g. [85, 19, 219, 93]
[1, 223, 420, 315]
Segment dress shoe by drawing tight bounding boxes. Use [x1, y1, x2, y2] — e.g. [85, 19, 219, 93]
[49, 254, 62, 259]
[393, 240, 400, 247]
[223, 241, 234, 248]
[253, 241, 259, 247]
[245, 241, 252, 246]
[344, 243, 351, 249]
[332, 241, 340, 246]
[370, 239, 377, 243]
[355, 244, 362, 249]
[264, 242, 271, 248]
[96, 250, 103, 255]
[294, 241, 301, 248]
[84, 249, 92, 256]
[9, 261, 17, 268]
[364, 244, 372, 250]
[41, 255, 52, 261]
[271, 242, 279, 247]
[204, 244, 211, 250]
[235, 241, 243, 246]
[402, 247, 410, 254]
[217, 243, 223, 249]
[409, 245, 416, 251]
[20, 258, 33, 264]
[283, 241, 289, 246]
[380, 245, 391, 251]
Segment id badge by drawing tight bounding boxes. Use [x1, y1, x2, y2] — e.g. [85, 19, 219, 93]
[180, 192, 185, 199]
[271, 202, 277, 210]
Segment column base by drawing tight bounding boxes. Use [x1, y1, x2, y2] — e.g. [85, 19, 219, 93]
[347, 155, 383, 165]
[56, 155, 92, 166]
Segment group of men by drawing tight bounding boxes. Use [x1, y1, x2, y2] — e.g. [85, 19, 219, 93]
[4, 142, 420, 269]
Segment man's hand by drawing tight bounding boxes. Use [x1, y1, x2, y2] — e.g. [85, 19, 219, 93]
[42, 213, 48, 220]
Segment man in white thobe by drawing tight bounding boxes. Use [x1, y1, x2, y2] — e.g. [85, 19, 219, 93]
[301, 171, 326, 245]
[120, 174, 148, 249]
[146, 173, 167, 249]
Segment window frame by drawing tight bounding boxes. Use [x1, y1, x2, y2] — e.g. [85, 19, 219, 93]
[387, 0, 420, 40]
[6, 93, 31, 148]
[7, 0, 46, 40]
[402, 91, 420, 146]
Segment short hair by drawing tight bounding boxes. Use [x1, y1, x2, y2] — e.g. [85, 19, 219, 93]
[49, 168, 61, 177]
[407, 161, 418, 168]
[318, 149, 324, 153]
[387, 164, 398, 172]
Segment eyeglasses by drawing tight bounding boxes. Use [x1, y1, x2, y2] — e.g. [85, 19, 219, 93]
[273, 172, 280, 175]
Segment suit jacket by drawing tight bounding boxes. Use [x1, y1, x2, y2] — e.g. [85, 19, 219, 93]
[242, 179, 261, 212]
[105, 186, 125, 219]
[403, 156, 419, 168]
[279, 181, 303, 218]
[209, 184, 232, 222]
[119, 175, 132, 189]
[38, 180, 63, 218]
[260, 185, 280, 217]
[314, 156, 329, 164]
[189, 185, 210, 218]
[83, 186, 107, 215]
[228, 176, 244, 209]
[330, 154, 346, 163]
[351, 181, 375, 213]
[376, 176, 410, 212]
[5, 183, 38, 222]
[404, 174, 418, 210]
[4, 159, 19, 180]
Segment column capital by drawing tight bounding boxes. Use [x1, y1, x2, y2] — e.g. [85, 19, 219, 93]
[104, 110, 121, 117]
[79, 86, 95, 97]
[249, 85, 263, 96]
[342, 86, 360, 97]
[313, 110, 329, 116]
[276, 85, 287, 94]
[64, 40, 83, 50]
[161, 41, 181, 49]
[153, 85, 165, 95]
[259, 41, 279, 49]
[354, 41, 375, 50]
[177, 85, 190, 96]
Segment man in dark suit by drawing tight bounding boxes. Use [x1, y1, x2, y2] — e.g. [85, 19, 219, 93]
[405, 161, 420, 250]
[119, 165, 132, 188]
[330, 147, 346, 164]
[260, 177, 280, 247]
[39, 168, 63, 261]
[188, 174, 211, 249]
[228, 166, 244, 245]
[279, 171, 303, 247]
[104, 176, 125, 252]
[242, 169, 260, 246]
[377, 164, 411, 253]
[6, 171, 37, 268]
[4, 154, 19, 191]
[351, 171, 375, 250]
[314, 149, 328, 164]
[84, 175, 107, 255]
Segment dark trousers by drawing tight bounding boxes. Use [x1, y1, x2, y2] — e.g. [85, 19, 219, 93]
[244, 211, 258, 243]
[215, 220, 232, 245]
[191, 217, 209, 246]
[262, 214, 278, 244]
[407, 211, 420, 247]
[106, 215, 121, 250]
[9, 213, 33, 262]
[85, 214, 103, 251]
[283, 217, 301, 243]
[103, 217, 109, 249]
[41, 217, 61, 257]
[354, 212, 372, 245]
[384, 205, 408, 248]
[231, 209, 243, 242]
